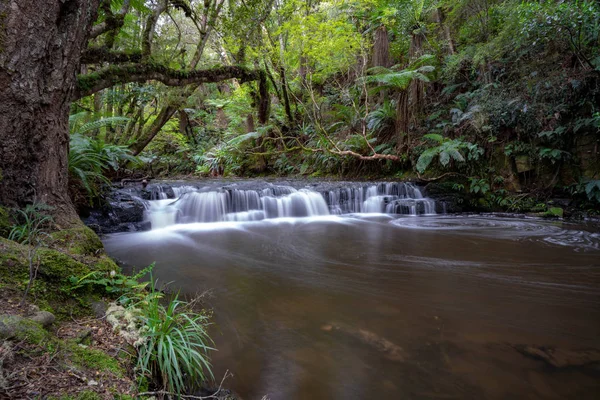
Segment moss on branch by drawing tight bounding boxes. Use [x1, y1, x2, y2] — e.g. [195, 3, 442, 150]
[81, 48, 143, 64]
[74, 63, 261, 99]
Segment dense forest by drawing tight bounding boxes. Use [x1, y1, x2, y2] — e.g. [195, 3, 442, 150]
[1, 0, 600, 398]
[1, 0, 599, 223]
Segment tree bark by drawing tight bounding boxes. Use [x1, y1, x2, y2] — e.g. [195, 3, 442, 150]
[0, 0, 100, 226]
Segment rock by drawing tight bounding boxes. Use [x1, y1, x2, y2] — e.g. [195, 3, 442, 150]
[0, 318, 17, 340]
[76, 329, 93, 345]
[515, 155, 533, 173]
[0, 315, 47, 342]
[29, 311, 55, 327]
[514, 345, 600, 368]
[91, 301, 108, 319]
[321, 321, 406, 361]
[87, 379, 99, 386]
[26, 304, 40, 316]
[110, 201, 145, 223]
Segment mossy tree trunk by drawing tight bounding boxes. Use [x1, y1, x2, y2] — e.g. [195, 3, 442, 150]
[0, 0, 101, 226]
[0, 0, 268, 226]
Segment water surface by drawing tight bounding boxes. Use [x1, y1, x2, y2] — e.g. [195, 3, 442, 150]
[104, 214, 600, 399]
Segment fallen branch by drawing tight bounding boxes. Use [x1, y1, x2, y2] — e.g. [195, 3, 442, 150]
[137, 370, 232, 399]
[416, 172, 468, 183]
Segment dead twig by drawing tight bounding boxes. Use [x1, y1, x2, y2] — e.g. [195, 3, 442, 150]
[137, 370, 232, 399]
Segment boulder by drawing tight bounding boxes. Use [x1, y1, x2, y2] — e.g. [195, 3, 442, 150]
[29, 311, 56, 328]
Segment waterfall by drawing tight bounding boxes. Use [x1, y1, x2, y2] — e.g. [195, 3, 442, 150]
[144, 182, 436, 229]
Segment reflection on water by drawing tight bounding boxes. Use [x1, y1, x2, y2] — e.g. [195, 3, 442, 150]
[104, 215, 600, 399]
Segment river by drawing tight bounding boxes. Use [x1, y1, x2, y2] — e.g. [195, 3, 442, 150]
[103, 181, 600, 399]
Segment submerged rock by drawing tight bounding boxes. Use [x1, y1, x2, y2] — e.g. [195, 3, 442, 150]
[321, 321, 406, 361]
[514, 345, 600, 368]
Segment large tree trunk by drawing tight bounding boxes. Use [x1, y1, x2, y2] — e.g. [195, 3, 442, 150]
[0, 0, 100, 226]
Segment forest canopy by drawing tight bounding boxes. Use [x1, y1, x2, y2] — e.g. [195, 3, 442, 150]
[0, 0, 599, 221]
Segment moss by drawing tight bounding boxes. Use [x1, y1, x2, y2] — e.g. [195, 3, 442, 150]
[544, 207, 564, 218]
[50, 226, 104, 256]
[0, 237, 115, 320]
[68, 340, 125, 377]
[48, 390, 103, 400]
[36, 248, 91, 281]
[0, 206, 10, 238]
[94, 255, 119, 273]
[0, 315, 49, 345]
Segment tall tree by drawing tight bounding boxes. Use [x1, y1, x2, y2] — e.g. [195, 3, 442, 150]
[0, 0, 267, 225]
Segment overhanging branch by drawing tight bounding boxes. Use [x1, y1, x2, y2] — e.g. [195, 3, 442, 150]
[73, 63, 261, 99]
[88, 0, 131, 41]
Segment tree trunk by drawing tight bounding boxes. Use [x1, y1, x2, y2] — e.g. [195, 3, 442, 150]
[372, 25, 391, 68]
[0, 0, 100, 226]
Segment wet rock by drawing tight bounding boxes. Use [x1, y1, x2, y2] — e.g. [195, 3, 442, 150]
[110, 200, 144, 223]
[29, 311, 55, 327]
[84, 189, 148, 234]
[514, 345, 600, 368]
[424, 182, 467, 213]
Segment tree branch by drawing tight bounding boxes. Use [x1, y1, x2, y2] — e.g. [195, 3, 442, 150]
[142, 0, 168, 58]
[74, 64, 261, 99]
[88, 0, 131, 41]
[81, 48, 143, 64]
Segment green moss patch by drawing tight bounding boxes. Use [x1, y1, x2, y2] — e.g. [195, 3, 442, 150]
[0, 206, 10, 238]
[50, 227, 104, 257]
[67, 340, 125, 378]
[0, 314, 49, 344]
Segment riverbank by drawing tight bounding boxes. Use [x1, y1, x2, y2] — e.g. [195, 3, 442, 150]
[0, 228, 139, 399]
[0, 226, 232, 399]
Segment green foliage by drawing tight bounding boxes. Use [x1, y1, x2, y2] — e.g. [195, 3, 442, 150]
[367, 101, 396, 139]
[468, 177, 490, 195]
[69, 115, 130, 136]
[416, 134, 480, 174]
[8, 202, 53, 245]
[584, 180, 600, 203]
[365, 56, 435, 93]
[66, 264, 154, 306]
[69, 134, 138, 202]
[136, 279, 214, 394]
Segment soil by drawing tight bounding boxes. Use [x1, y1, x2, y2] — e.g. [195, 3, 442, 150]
[0, 288, 136, 399]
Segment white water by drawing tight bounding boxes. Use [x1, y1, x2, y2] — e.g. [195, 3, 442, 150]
[144, 182, 436, 229]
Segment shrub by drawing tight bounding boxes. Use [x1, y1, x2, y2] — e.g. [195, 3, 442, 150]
[136, 280, 214, 394]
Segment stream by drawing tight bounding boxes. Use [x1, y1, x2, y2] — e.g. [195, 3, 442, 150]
[102, 181, 600, 399]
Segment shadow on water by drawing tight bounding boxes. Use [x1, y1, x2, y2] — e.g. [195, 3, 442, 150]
[104, 202, 600, 399]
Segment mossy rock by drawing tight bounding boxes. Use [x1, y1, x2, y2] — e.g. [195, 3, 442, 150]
[544, 207, 564, 218]
[0, 314, 49, 344]
[50, 226, 104, 257]
[35, 248, 91, 282]
[0, 237, 119, 319]
[94, 255, 119, 273]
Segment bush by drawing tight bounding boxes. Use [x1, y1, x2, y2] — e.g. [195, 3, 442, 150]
[68, 134, 138, 204]
[136, 280, 214, 394]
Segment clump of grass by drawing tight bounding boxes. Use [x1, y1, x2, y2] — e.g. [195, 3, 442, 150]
[136, 280, 215, 394]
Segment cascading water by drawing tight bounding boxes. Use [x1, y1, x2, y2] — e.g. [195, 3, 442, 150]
[144, 182, 436, 229]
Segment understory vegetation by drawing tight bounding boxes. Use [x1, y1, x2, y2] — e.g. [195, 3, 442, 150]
[62, 0, 600, 215]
